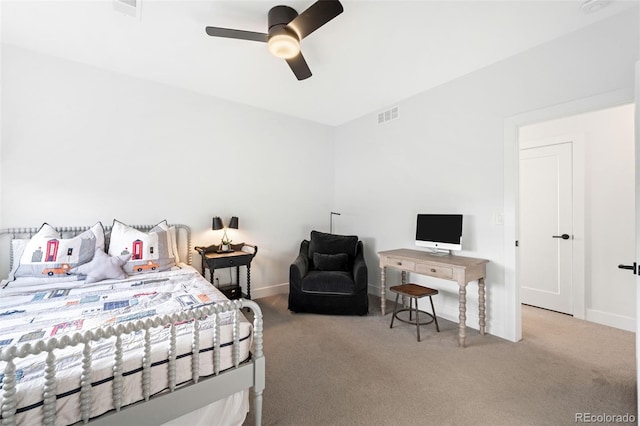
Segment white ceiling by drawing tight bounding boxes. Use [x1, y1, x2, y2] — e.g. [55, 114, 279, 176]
[1, 0, 636, 126]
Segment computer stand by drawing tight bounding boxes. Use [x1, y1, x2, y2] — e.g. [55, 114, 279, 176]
[428, 248, 453, 256]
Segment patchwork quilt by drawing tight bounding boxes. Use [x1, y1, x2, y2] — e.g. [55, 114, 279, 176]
[0, 265, 252, 425]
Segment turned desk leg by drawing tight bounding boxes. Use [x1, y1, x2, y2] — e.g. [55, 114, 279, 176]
[458, 282, 467, 348]
[380, 267, 386, 316]
[478, 278, 486, 335]
[401, 271, 408, 308]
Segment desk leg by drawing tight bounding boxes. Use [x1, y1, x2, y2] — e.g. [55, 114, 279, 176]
[478, 278, 486, 335]
[458, 282, 467, 348]
[380, 267, 386, 316]
[401, 271, 408, 308]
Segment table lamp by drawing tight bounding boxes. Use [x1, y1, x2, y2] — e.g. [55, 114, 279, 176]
[212, 216, 239, 251]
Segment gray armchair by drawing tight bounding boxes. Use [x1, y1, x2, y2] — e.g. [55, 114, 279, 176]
[289, 231, 368, 315]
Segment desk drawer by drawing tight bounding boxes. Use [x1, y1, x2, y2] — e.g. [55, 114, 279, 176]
[387, 257, 416, 271]
[416, 263, 453, 279]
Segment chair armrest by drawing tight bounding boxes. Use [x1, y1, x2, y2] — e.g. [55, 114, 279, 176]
[290, 254, 309, 289]
[353, 241, 368, 291]
[353, 257, 368, 291]
[299, 240, 309, 257]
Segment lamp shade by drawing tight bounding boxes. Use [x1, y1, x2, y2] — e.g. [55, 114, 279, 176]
[212, 216, 224, 231]
[228, 216, 239, 229]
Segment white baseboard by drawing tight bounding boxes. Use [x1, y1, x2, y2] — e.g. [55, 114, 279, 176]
[367, 283, 381, 297]
[585, 308, 635, 332]
[251, 282, 289, 300]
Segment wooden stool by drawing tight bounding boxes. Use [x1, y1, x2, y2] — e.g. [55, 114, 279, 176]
[389, 283, 440, 342]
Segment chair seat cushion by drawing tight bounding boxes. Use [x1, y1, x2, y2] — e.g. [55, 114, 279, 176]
[301, 270, 355, 294]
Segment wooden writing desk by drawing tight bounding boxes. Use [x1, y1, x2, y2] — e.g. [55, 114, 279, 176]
[378, 249, 488, 347]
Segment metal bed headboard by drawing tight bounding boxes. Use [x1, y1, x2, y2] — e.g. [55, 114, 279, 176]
[0, 224, 193, 270]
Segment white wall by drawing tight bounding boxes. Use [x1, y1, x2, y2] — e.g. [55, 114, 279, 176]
[519, 104, 635, 331]
[334, 10, 639, 340]
[0, 44, 335, 296]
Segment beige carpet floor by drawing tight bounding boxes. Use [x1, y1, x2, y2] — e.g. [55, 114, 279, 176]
[243, 294, 636, 426]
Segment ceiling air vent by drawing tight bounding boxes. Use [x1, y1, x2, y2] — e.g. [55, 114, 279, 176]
[113, 0, 141, 19]
[377, 106, 399, 125]
[580, 0, 611, 14]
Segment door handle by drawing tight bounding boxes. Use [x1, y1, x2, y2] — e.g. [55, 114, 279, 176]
[552, 234, 570, 240]
[618, 262, 637, 275]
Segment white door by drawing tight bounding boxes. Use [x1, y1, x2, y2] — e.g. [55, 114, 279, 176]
[519, 142, 573, 314]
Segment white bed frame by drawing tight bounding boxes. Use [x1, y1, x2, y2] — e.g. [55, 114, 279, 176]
[0, 224, 264, 426]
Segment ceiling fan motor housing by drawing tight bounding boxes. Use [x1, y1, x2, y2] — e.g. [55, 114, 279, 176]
[268, 5, 299, 39]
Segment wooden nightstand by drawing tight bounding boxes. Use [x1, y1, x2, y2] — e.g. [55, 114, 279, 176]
[195, 243, 257, 300]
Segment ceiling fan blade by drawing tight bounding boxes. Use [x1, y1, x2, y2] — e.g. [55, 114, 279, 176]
[205, 27, 268, 43]
[286, 53, 312, 81]
[287, 0, 343, 40]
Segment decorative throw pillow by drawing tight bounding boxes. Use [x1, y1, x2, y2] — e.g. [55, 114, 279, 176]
[313, 252, 349, 272]
[108, 220, 175, 274]
[308, 230, 358, 269]
[14, 222, 105, 278]
[69, 250, 130, 284]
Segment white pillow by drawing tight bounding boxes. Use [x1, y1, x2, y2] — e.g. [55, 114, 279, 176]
[8, 239, 28, 281]
[108, 220, 176, 274]
[5, 239, 80, 286]
[14, 222, 105, 278]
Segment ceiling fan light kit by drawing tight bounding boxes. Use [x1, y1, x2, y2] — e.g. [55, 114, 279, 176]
[205, 1, 344, 80]
[268, 34, 300, 59]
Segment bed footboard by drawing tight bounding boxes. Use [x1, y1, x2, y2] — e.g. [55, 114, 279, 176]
[0, 299, 264, 426]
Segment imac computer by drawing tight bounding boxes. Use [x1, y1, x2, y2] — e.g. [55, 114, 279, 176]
[415, 214, 463, 255]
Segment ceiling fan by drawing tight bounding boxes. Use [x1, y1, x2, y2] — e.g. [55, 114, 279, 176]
[205, 1, 344, 81]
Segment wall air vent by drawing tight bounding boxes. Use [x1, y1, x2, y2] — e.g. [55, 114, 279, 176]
[377, 106, 399, 125]
[113, 0, 141, 19]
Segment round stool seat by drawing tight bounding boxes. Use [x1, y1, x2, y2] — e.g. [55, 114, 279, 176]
[390, 283, 438, 298]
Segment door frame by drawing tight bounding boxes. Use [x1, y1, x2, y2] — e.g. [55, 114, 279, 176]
[503, 88, 634, 342]
[635, 60, 640, 418]
[518, 135, 585, 317]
